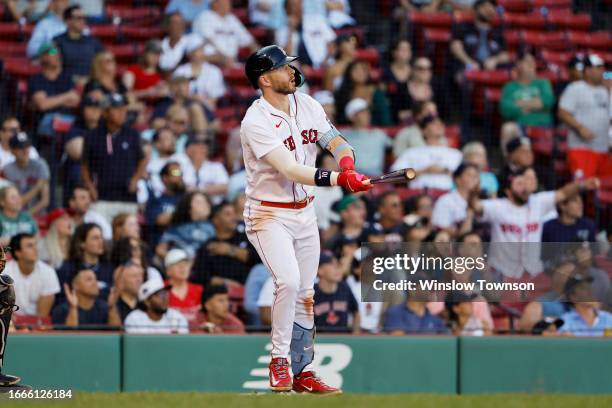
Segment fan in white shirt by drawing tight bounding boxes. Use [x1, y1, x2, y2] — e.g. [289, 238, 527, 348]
[275, 3, 336, 69]
[176, 136, 229, 205]
[431, 162, 481, 236]
[173, 35, 226, 110]
[159, 12, 197, 72]
[68, 185, 113, 240]
[124, 278, 189, 334]
[391, 114, 462, 190]
[192, 0, 258, 67]
[345, 249, 382, 333]
[4, 235, 60, 317]
[470, 167, 600, 279]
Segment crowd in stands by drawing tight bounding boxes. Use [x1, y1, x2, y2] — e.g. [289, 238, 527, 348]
[0, 0, 611, 337]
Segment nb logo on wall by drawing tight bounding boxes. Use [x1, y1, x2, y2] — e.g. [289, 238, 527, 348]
[242, 343, 353, 390]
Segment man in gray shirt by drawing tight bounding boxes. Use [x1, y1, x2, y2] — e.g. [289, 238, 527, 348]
[558, 53, 612, 179]
[2, 132, 50, 215]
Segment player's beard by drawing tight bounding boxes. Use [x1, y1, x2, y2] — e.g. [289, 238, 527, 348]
[272, 79, 297, 95]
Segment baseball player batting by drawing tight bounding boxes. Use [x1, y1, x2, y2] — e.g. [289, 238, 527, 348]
[241, 45, 372, 394]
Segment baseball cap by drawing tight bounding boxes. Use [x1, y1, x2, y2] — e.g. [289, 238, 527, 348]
[445, 291, 477, 308]
[47, 208, 68, 226]
[568, 53, 585, 71]
[164, 248, 189, 268]
[9, 131, 31, 149]
[103, 93, 128, 109]
[319, 250, 335, 265]
[138, 279, 172, 302]
[584, 53, 605, 68]
[563, 274, 594, 296]
[335, 195, 361, 213]
[505, 136, 531, 155]
[345, 98, 368, 121]
[82, 94, 101, 107]
[38, 42, 59, 57]
[313, 90, 334, 106]
[532, 317, 564, 335]
[144, 40, 162, 54]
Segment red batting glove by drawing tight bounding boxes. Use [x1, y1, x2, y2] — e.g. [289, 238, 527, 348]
[337, 170, 372, 192]
[339, 156, 355, 172]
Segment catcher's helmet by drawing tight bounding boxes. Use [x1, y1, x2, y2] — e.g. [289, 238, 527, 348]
[245, 45, 305, 89]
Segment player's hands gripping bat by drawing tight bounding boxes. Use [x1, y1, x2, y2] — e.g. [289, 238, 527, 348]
[363, 168, 417, 185]
[337, 170, 372, 192]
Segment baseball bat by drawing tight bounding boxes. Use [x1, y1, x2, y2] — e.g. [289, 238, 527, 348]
[364, 168, 417, 185]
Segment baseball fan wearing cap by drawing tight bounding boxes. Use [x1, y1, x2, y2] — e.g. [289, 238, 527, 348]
[240, 45, 372, 393]
[558, 274, 612, 337]
[124, 278, 189, 334]
[559, 53, 612, 179]
[80, 93, 147, 220]
[3, 132, 50, 215]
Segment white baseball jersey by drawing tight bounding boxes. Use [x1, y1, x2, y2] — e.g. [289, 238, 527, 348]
[480, 191, 556, 278]
[240, 91, 332, 202]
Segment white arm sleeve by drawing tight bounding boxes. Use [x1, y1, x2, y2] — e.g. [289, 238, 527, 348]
[263, 145, 322, 186]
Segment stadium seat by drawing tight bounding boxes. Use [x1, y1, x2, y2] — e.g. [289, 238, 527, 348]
[541, 50, 573, 67]
[105, 5, 161, 23]
[234, 7, 249, 25]
[453, 11, 475, 25]
[547, 11, 591, 31]
[355, 47, 380, 66]
[423, 28, 451, 43]
[409, 11, 453, 28]
[522, 30, 567, 51]
[503, 30, 522, 51]
[222, 66, 249, 87]
[502, 13, 547, 30]
[445, 124, 461, 149]
[525, 126, 554, 157]
[464, 69, 510, 87]
[248, 26, 269, 44]
[301, 66, 324, 87]
[536, 70, 560, 85]
[0, 22, 23, 41]
[106, 43, 142, 64]
[532, 0, 572, 10]
[566, 31, 612, 51]
[497, 0, 530, 13]
[1, 57, 41, 78]
[122, 25, 164, 41]
[88, 24, 120, 42]
[0, 41, 27, 58]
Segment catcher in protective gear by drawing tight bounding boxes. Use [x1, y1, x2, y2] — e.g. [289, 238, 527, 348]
[0, 246, 30, 391]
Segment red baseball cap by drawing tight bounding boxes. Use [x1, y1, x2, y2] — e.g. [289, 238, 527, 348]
[47, 208, 68, 226]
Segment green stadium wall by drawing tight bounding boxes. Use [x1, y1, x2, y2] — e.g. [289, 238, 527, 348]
[3, 334, 612, 394]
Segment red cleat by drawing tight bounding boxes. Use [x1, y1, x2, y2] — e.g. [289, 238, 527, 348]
[292, 371, 342, 394]
[269, 357, 292, 392]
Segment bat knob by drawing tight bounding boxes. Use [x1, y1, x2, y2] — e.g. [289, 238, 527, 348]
[406, 168, 417, 180]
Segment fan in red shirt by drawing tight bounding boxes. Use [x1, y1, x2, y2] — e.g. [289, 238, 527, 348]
[122, 40, 168, 100]
[164, 248, 202, 323]
[192, 284, 245, 334]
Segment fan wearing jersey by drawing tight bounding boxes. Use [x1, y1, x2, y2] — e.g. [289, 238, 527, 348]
[469, 166, 600, 279]
[240, 45, 371, 394]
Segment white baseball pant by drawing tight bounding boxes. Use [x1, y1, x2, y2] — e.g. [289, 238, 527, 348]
[244, 198, 320, 361]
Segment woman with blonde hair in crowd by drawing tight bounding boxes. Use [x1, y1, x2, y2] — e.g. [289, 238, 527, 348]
[84, 51, 144, 122]
[38, 208, 73, 269]
[111, 213, 141, 242]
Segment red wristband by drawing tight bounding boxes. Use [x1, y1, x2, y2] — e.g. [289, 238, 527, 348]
[339, 156, 355, 172]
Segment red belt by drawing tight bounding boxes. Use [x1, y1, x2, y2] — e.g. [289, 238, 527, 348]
[258, 196, 314, 209]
